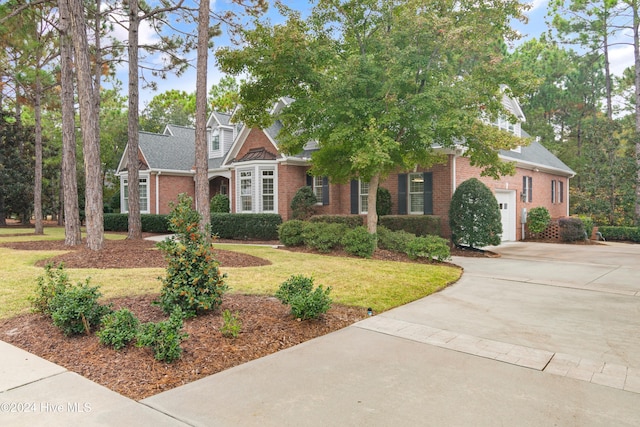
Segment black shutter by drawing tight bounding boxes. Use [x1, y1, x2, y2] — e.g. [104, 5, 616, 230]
[350, 180, 359, 214]
[306, 174, 313, 187]
[322, 177, 330, 205]
[423, 172, 433, 215]
[398, 174, 407, 215]
[528, 176, 533, 202]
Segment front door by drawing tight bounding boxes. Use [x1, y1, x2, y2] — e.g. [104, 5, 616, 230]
[495, 190, 516, 241]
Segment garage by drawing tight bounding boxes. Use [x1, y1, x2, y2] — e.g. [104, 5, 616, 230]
[494, 190, 516, 241]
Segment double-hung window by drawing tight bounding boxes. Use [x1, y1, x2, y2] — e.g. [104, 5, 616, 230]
[522, 176, 533, 203]
[408, 173, 425, 214]
[240, 171, 253, 212]
[312, 176, 324, 204]
[123, 177, 149, 213]
[261, 170, 275, 212]
[359, 181, 369, 214]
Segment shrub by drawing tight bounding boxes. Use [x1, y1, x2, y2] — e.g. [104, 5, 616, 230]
[275, 274, 314, 304]
[598, 226, 640, 242]
[291, 186, 318, 220]
[141, 214, 170, 233]
[449, 178, 502, 248]
[309, 215, 364, 228]
[301, 222, 346, 252]
[405, 235, 451, 262]
[211, 213, 282, 240]
[31, 263, 71, 315]
[210, 194, 230, 213]
[103, 213, 129, 232]
[278, 220, 306, 246]
[377, 187, 392, 216]
[137, 307, 188, 363]
[157, 194, 228, 318]
[341, 226, 376, 258]
[378, 215, 441, 237]
[527, 207, 551, 234]
[578, 215, 594, 239]
[559, 217, 586, 242]
[49, 281, 112, 336]
[376, 226, 415, 253]
[276, 275, 332, 320]
[220, 309, 242, 338]
[97, 309, 140, 350]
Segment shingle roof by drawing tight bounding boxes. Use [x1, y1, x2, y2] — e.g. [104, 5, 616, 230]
[138, 129, 195, 172]
[500, 135, 574, 176]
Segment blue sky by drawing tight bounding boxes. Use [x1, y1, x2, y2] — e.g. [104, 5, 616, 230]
[116, 0, 634, 108]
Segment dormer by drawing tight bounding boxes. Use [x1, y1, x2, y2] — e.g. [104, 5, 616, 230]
[208, 111, 236, 159]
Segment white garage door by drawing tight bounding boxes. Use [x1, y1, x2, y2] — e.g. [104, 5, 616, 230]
[495, 190, 516, 241]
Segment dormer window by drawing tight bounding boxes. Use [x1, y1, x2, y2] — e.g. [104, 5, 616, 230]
[211, 129, 220, 152]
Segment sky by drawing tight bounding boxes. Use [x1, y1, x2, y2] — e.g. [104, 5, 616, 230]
[113, 0, 636, 109]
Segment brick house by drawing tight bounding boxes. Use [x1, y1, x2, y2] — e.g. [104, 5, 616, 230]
[116, 96, 575, 241]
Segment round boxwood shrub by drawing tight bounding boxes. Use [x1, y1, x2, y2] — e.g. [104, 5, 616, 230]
[341, 226, 376, 258]
[278, 220, 306, 246]
[210, 194, 230, 213]
[449, 178, 502, 249]
[527, 206, 551, 234]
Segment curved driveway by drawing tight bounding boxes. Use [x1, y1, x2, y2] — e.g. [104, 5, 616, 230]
[142, 241, 640, 426]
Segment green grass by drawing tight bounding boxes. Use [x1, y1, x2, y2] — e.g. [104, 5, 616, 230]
[0, 228, 462, 319]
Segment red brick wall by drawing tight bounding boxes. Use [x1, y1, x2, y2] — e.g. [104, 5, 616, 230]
[154, 174, 195, 214]
[235, 128, 278, 160]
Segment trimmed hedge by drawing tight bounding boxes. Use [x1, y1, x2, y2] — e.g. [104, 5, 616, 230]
[598, 226, 640, 242]
[309, 215, 364, 228]
[378, 215, 441, 237]
[103, 213, 170, 233]
[210, 213, 282, 240]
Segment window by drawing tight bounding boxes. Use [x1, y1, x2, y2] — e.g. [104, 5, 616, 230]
[522, 176, 532, 203]
[123, 177, 149, 213]
[240, 171, 252, 212]
[312, 176, 324, 204]
[261, 170, 275, 211]
[552, 180, 564, 204]
[210, 129, 220, 152]
[220, 182, 228, 196]
[559, 181, 564, 203]
[551, 180, 556, 204]
[409, 173, 425, 214]
[360, 181, 369, 214]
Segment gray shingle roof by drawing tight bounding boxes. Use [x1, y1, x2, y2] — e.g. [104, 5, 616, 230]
[500, 139, 574, 176]
[139, 129, 195, 172]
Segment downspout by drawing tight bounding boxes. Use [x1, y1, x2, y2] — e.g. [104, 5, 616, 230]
[156, 171, 161, 214]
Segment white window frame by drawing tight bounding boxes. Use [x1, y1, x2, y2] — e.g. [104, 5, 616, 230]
[408, 173, 424, 215]
[312, 176, 324, 205]
[239, 170, 253, 212]
[236, 165, 278, 214]
[359, 180, 369, 214]
[261, 169, 275, 212]
[122, 174, 150, 214]
[209, 128, 221, 158]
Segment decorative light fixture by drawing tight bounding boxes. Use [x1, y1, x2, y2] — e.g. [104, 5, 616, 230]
[520, 191, 527, 202]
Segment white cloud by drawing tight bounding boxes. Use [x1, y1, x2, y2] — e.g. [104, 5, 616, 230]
[609, 44, 634, 76]
[527, 0, 548, 13]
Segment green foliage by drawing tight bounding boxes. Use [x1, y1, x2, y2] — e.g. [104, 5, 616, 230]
[578, 215, 594, 239]
[103, 213, 170, 233]
[31, 263, 71, 315]
[376, 226, 415, 253]
[275, 274, 314, 304]
[210, 213, 282, 240]
[278, 220, 306, 246]
[157, 194, 228, 318]
[378, 215, 441, 237]
[558, 217, 585, 242]
[527, 207, 551, 234]
[137, 307, 188, 363]
[49, 281, 112, 336]
[291, 186, 318, 220]
[341, 226, 376, 258]
[220, 309, 242, 338]
[405, 235, 451, 262]
[140, 89, 196, 133]
[598, 226, 640, 242]
[301, 222, 346, 252]
[0, 111, 34, 221]
[309, 215, 364, 228]
[97, 309, 140, 350]
[449, 178, 502, 248]
[275, 275, 332, 320]
[210, 194, 230, 213]
[376, 187, 392, 217]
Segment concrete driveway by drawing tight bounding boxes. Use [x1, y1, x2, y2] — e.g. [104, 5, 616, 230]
[143, 241, 640, 426]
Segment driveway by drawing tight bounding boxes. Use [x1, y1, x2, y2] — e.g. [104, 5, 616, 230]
[143, 241, 640, 426]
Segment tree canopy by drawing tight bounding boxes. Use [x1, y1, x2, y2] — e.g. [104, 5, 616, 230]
[217, 0, 534, 232]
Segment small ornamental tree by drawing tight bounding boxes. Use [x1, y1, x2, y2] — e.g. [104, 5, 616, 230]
[156, 194, 228, 318]
[449, 178, 502, 249]
[291, 186, 318, 220]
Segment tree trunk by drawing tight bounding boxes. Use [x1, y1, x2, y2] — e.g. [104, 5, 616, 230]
[126, 0, 142, 240]
[194, 0, 211, 238]
[366, 173, 379, 235]
[33, 74, 44, 234]
[59, 0, 82, 246]
[67, 0, 103, 250]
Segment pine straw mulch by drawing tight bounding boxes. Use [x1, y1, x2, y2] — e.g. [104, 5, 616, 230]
[0, 237, 371, 401]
